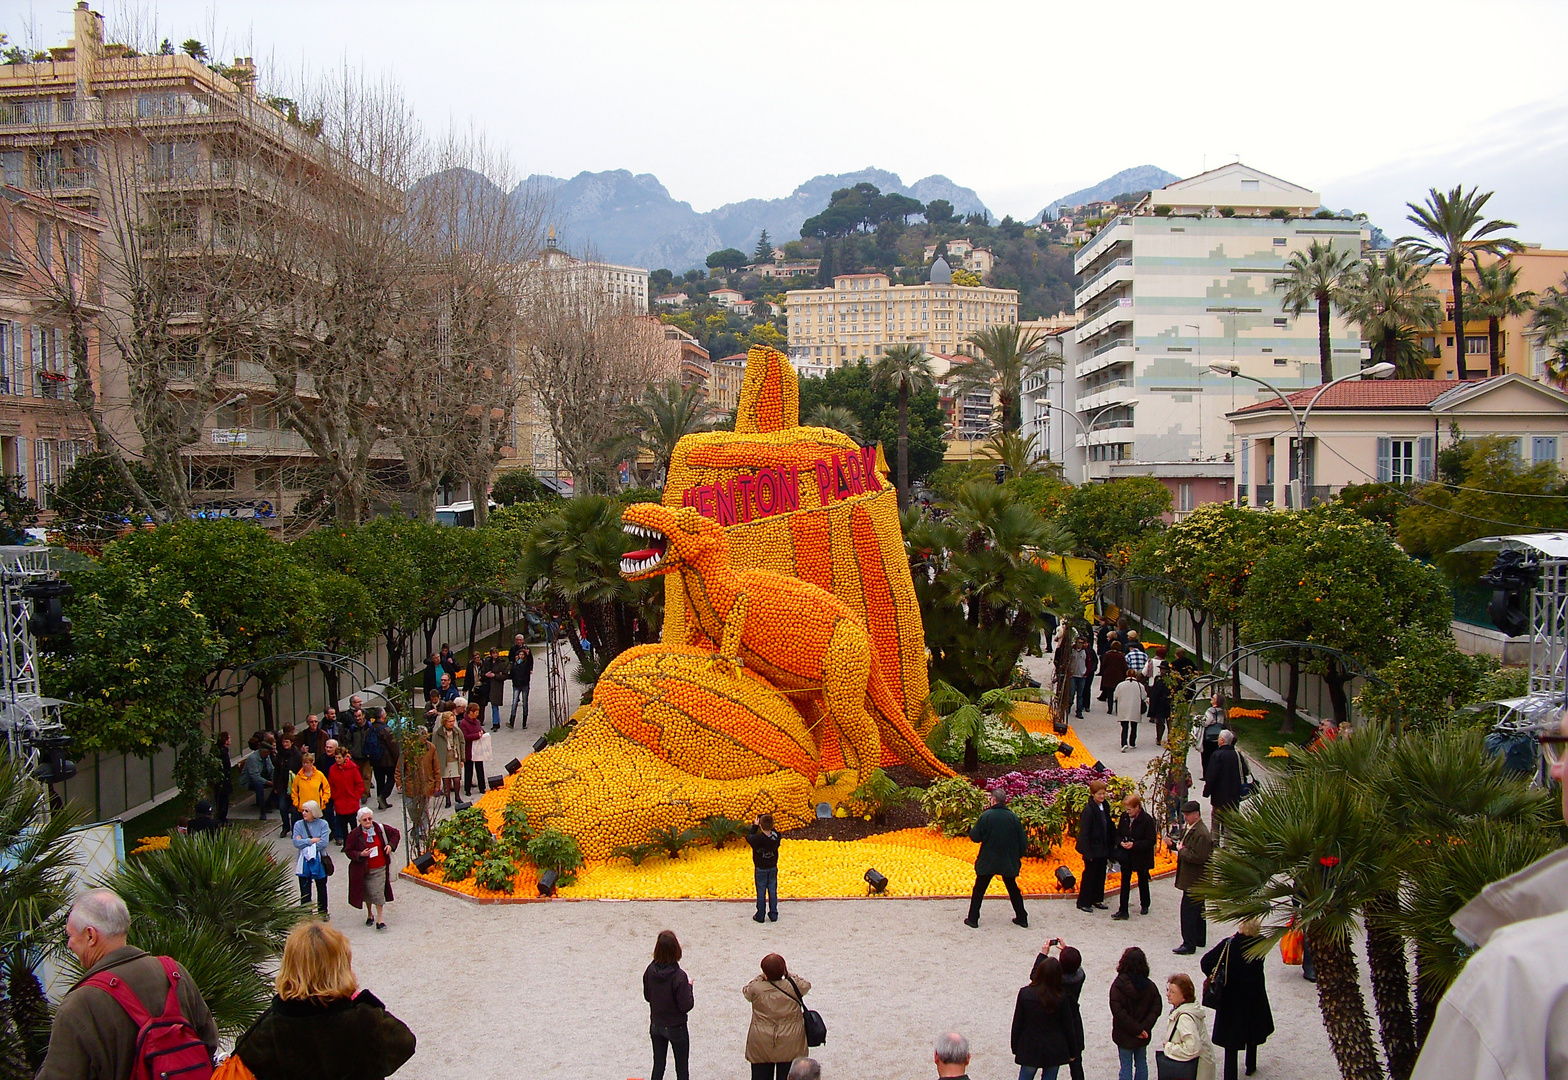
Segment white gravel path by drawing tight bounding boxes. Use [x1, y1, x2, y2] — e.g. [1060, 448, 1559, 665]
[230, 662, 1358, 1080]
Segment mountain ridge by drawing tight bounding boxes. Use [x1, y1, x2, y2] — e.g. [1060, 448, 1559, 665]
[1031, 165, 1182, 222]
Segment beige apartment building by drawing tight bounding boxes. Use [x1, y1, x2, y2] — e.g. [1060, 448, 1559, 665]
[0, 3, 398, 521]
[784, 258, 1018, 369]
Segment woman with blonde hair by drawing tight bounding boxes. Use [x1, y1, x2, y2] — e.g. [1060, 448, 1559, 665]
[1201, 918, 1274, 1079]
[228, 922, 415, 1079]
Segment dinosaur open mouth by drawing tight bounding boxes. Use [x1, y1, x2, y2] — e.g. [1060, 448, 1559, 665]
[620, 522, 669, 576]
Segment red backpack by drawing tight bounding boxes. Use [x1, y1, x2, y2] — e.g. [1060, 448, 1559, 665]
[81, 955, 214, 1080]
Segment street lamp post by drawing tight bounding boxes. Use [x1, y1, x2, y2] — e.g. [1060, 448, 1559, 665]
[1033, 398, 1127, 485]
[1208, 360, 1395, 508]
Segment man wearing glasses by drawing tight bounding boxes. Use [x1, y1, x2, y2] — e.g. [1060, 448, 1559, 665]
[1411, 709, 1568, 1080]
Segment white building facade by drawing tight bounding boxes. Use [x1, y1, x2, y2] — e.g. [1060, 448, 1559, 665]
[1070, 163, 1366, 484]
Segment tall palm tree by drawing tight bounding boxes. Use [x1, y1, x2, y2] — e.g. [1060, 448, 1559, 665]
[1400, 186, 1521, 380]
[803, 404, 864, 442]
[1529, 274, 1568, 387]
[1279, 240, 1357, 383]
[951, 324, 1058, 432]
[1463, 261, 1535, 377]
[622, 379, 716, 487]
[1341, 250, 1443, 378]
[871, 343, 934, 509]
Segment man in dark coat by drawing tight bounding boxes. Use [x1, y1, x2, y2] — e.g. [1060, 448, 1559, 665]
[1204, 729, 1245, 835]
[1172, 800, 1214, 954]
[1111, 794, 1156, 920]
[1074, 780, 1114, 913]
[965, 788, 1029, 928]
[37, 889, 218, 1080]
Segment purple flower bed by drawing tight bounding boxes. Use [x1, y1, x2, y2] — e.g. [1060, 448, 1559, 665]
[987, 763, 1114, 803]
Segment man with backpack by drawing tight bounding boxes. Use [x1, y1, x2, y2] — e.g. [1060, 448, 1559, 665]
[37, 888, 218, 1080]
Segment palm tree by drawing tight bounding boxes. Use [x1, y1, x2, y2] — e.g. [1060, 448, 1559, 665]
[803, 404, 864, 442]
[1529, 274, 1568, 387]
[871, 343, 934, 510]
[1279, 240, 1358, 383]
[0, 760, 86, 1075]
[1463, 261, 1534, 376]
[99, 831, 303, 1037]
[1341, 250, 1442, 378]
[950, 324, 1058, 432]
[979, 428, 1045, 479]
[623, 379, 716, 487]
[925, 679, 1039, 773]
[1400, 186, 1521, 380]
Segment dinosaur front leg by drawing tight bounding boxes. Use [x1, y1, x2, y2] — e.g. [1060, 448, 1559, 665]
[711, 590, 749, 678]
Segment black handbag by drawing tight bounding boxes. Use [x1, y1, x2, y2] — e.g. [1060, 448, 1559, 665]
[1201, 939, 1230, 1008]
[780, 975, 826, 1047]
[1155, 1049, 1200, 1080]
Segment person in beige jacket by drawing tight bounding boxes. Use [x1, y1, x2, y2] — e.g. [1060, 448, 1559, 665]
[742, 953, 810, 1080]
[1160, 973, 1216, 1080]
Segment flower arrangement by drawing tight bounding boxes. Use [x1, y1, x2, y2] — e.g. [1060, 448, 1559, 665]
[1229, 706, 1268, 720]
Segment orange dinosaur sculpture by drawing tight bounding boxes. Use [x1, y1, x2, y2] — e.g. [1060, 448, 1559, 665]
[620, 502, 953, 783]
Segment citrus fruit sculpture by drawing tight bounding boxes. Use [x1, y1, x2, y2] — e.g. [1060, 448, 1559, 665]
[507, 345, 953, 859]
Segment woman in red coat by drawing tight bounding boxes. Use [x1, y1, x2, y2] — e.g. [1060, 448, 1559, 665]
[344, 807, 400, 930]
[327, 748, 366, 844]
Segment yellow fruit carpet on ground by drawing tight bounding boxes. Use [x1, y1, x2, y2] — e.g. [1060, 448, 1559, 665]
[403, 721, 1173, 903]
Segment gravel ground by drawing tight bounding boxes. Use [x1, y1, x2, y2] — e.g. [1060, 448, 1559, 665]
[231, 662, 1357, 1080]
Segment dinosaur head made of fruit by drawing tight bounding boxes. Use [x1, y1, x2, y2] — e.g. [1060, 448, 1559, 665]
[619, 503, 725, 582]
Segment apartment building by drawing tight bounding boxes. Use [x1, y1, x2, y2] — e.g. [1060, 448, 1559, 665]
[784, 257, 1018, 368]
[1417, 248, 1568, 381]
[1069, 163, 1365, 491]
[527, 232, 649, 313]
[710, 355, 746, 415]
[0, 3, 400, 521]
[0, 185, 98, 512]
[920, 239, 995, 278]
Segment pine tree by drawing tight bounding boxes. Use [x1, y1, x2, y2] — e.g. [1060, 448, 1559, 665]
[752, 230, 773, 264]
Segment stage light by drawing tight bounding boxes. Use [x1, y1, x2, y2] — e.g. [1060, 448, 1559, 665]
[21, 580, 73, 651]
[487, 775, 504, 790]
[815, 802, 832, 819]
[1055, 866, 1077, 892]
[864, 868, 888, 894]
[453, 797, 471, 811]
[505, 757, 523, 775]
[538, 869, 559, 896]
[532, 736, 548, 753]
[1482, 549, 1539, 637]
[413, 853, 436, 874]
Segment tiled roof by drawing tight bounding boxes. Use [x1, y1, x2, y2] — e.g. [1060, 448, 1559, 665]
[1234, 379, 1467, 413]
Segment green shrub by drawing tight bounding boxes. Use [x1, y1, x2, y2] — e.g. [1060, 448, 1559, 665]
[1011, 794, 1067, 857]
[474, 854, 517, 893]
[542, 723, 574, 746]
[847, 768, 918, 821]
[936, 716, 1059, 766]
[442, 846, 480, 882]
[610, 841, 658, 866]
[920, 776, 987, 837]
[649, 824, 701, 859]
[694, 815, 749, 849]
[527, 828, 585, 885]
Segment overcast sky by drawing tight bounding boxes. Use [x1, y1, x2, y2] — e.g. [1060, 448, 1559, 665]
[10, 0, 1568, 244]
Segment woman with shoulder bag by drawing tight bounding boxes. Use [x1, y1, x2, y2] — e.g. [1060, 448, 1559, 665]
[644, 930, 694, 1080]
[1012, 954, 1075, 1080]
[229, 921, 414, 1080]
[344, 807, 400, 931]
[1156, 974, 1215, 1080]
[1201, 919, 1273, 1080]
[742, 953, 811, 1080]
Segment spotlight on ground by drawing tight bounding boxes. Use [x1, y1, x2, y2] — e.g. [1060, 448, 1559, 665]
[815, 802, 832, 819]
[1055, 865, 1077, 892]
[413, 854, 436, 874]
[532, 736, 549, 753]
[864, 868, 889, 894]
[505, 757, 523, 775]
[487, 775, 504, 791]
[538, 870, 560, 897]
[453, 797, 472, 811]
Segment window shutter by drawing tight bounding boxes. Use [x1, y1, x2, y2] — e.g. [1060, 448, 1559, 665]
[16, 437, 27, 496]
[1533, 436, 1559, 465]
[1376, 437, 1391, 483]
[9, 322, 20, 392]
[30, 328, 41, 397]
[1417, 437, 1434, 481]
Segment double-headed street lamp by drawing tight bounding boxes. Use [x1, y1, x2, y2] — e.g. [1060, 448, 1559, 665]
[1033, 399, 1127, 485]
[1208, 360, 1395, 509]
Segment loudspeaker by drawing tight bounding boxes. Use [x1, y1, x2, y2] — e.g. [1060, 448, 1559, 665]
[505, 757, 523, 775]
[538, 869, 560, 897]
[413, 853, 436, 874]
[487, 775, 504, 790]
[864, 868, 889, 894]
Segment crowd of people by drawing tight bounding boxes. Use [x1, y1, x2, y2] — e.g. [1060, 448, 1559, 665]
[1059, 616, 1196, 754]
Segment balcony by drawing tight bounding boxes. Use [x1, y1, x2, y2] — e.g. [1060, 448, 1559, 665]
[1075, 339, 1134, 379]
[1074, 217, 1132, 275]
[1075, 381, 1135, 412]
[1073, 298, 1134, 344]
[1074, 258, 1132, 310]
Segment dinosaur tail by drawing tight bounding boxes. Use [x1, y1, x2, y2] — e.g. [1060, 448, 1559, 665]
[866, 664, 955, 779]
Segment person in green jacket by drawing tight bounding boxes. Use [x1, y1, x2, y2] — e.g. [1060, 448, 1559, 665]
[965, 787, 1030, 929]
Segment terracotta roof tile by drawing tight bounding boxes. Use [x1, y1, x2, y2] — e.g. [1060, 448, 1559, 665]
[1234, 378, 1468, 412]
